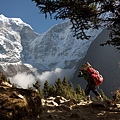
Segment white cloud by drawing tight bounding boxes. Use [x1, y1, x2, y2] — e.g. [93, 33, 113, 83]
[10, 68, 75, 89]
[37, 68, 75, 86]
[10, 72, 35, 89]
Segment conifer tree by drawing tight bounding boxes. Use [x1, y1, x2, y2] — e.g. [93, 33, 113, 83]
[49, 85, 56, 97]
[40, 77, 86, 101]
[112, 90, 120, 102]
[33, 80, 42, 96]
[76, 84, 85, 101]
[100, 89, 109, 100]
[43, 80, 50, 98]
[68, 82, 76, 99]
[76, 84, 82, 95]
[62, 76, 68, 87]
[55, 78, 63, 96]
[69, 82, 74, 91]
[0, 72, 8, 83]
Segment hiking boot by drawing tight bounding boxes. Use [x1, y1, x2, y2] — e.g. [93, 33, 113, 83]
[86, 95, 91, 103]
[97, 95, 103, 101]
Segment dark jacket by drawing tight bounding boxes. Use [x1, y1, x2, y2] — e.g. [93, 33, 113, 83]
[78, 70, 94, 84]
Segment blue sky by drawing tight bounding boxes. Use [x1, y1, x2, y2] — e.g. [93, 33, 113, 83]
[0, 0, 66, 34]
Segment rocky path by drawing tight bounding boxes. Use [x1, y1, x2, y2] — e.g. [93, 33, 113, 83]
[40, 96, 120, 120]
[0, 82, 120, 120]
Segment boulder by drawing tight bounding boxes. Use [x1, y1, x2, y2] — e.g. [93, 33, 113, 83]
[0, 84, 42, 120]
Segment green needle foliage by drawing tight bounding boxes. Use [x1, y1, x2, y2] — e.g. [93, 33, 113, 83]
[32, 0, 120, 50]
[41, 77, 86, 101]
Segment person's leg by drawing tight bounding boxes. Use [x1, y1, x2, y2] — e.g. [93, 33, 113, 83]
[85, 84, 91, 96]
[91, 83, 103, 101]
[85, 84, 91, 102]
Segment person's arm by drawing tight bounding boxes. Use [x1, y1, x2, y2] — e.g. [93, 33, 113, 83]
[78, 70, 84, 77]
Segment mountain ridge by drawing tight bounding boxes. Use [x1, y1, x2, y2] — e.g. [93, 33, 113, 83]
[0, 14, 102, 78]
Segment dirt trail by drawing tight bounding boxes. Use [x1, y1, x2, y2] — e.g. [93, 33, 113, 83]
[41, 100, 120, 120]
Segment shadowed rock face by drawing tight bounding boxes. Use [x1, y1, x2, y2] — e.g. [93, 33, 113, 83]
[71, 29, 120, 98]
[0, 64, 33, 77]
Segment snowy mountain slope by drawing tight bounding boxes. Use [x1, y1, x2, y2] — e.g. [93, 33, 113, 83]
[0, 14, 102, 77]
[26, 21, 102, 71]
[0, 14, 38, 64]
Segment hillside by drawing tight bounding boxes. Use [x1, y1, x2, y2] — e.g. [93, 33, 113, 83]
[72, 29, 120, 98]
[1, 81, 120, 120]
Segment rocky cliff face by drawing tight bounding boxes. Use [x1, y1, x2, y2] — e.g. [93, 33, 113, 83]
[0, 14, 39, 77]
[71, 29, 120, 97]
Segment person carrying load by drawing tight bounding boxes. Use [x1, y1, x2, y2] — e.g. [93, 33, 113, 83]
[78, 62, 103, 102]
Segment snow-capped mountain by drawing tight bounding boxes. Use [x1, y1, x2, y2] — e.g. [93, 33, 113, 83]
[1, 15, 119, 97]
[0, 14, 102, 77]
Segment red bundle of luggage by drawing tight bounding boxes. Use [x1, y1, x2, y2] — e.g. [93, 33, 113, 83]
[87, 67, 104, 86]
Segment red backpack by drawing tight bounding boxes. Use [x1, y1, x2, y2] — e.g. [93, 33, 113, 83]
[87, 67, 104, 86]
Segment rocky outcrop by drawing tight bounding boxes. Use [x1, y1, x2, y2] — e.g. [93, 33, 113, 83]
[0, 64, 33, 77]
[0, 82, 42, 120]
